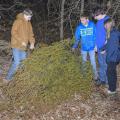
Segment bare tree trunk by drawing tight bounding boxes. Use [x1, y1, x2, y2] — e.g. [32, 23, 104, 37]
[60, 0, 65, 40]
[112, 2, 120, 18]
[80, 0, 84, 15]
[47, 0, 51, 17]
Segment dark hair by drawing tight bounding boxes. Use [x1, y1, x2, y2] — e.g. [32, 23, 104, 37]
[92, 7, 105, 17]
[80, 11, 89, 18]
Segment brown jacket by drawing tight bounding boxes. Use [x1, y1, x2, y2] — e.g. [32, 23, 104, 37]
[11, 13, 35, 50]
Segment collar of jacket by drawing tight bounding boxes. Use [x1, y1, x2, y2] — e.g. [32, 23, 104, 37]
[80, 20, 91, 27]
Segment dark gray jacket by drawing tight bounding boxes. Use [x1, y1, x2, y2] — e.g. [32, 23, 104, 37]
[100, 28, 120, 63]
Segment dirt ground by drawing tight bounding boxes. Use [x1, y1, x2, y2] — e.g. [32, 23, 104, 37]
[0, 56, 120, 120]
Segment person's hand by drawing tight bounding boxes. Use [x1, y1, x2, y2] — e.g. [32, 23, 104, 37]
[94, 46, 97, 52]
[30, 43, 34, 50]
[101, 50, 106, 54]
[72, 48, 75, 52]
[22, 42, 27, 47]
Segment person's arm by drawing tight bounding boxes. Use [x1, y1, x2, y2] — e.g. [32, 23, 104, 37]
[93, 23, 96, 42]
[11, 20, 21, 43]
[100, 44, 107, 51]
[29, 22, 35, 49]
[72, 26, 81, 49]
[116, 31, 120, 49]
[99, 30, 107, 52]
[93, 23, 97, 52]
[119, 31, 120, 45]
[99, 44, 107, 54]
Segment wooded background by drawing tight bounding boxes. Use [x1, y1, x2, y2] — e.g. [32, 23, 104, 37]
[0, 0, 120, 45]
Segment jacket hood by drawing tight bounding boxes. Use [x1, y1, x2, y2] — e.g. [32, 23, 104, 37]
[16, 13, 25, 20]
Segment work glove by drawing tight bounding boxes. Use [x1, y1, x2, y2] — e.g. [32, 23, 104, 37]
[22, 42, 27, 47]
[30, 43, 34, 50]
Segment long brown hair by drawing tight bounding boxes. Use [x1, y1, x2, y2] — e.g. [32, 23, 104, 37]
[104, 18, 115, 39]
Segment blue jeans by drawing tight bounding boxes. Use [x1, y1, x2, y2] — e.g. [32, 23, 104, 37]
[81, 50, 98, 79]
[6, 48, 27, 80]
[98, 51, 107, 83]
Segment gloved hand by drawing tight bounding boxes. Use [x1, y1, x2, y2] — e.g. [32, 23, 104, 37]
[72, 48, 75, 52]
[22, 42, 27, 47]
[101, 50, 106, 54]
[30, 43, 34, 50]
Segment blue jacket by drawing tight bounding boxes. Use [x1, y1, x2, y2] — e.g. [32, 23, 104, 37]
[72, 21, 96, 51]
[96, 16, 110, 49]
[100, 28, 120, 63]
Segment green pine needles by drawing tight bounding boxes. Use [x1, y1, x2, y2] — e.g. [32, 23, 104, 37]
[2, 40, 93, 113]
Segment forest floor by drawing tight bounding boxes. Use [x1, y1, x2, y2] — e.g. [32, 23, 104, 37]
[0, 55, 120, 120]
